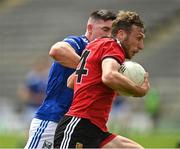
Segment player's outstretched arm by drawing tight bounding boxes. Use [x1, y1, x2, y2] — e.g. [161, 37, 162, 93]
[49, 41, 81, 69]
[101, 58, 149, 97]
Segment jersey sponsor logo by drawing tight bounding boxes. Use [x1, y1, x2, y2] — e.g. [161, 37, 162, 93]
[75, 142, 83, 149]
[42, 140, 52, 149]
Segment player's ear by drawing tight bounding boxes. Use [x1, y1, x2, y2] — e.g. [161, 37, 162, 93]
[87, 24, 93, 34]
[117, 30, 127, 41]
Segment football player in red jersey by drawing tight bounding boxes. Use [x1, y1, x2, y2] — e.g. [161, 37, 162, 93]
[54, 10, 150, 148]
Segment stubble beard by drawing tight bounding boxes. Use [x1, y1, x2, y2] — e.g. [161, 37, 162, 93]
[121, 39, 131, 59]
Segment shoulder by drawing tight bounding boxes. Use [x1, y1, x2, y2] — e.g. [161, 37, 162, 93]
[64, 35, 88, 44]
[98, 38, 125, 64]
[63, 35, 79, 43]
[63, 35, 88, 51]
[89, 37, 116, 46]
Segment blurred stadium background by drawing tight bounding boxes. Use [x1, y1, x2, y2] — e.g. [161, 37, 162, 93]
[0, 0, 180, 148]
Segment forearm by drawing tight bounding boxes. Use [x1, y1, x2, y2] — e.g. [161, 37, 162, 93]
[103, 71, 142, 96]
[54, 50, 80, 69]
[49, 42, 80, 69]
[102, 58, 149, 97]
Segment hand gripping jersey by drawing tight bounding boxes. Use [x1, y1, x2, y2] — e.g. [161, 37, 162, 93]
[34, 35, 89, 122]
[66, 37, 125, 132]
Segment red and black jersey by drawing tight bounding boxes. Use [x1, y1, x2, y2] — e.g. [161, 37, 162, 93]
[66, 37, 126, 132]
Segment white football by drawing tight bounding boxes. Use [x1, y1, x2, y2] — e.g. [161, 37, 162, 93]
[118, 60, 146, 96]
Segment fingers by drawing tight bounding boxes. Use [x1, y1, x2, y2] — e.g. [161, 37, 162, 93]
[144, 72, 149, 79]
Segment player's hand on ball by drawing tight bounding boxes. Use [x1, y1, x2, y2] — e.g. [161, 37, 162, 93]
[134, 72, 150, 97]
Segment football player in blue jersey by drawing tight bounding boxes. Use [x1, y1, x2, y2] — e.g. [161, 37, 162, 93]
[24, 9, 116, 149]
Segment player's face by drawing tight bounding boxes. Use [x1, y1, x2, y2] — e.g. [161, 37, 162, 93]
[121, 25, 145, 59]
[91, 19, 113, 40]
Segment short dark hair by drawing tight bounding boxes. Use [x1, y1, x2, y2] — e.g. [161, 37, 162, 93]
[112, 10, 145, 37]
[90, 9, 116, 21]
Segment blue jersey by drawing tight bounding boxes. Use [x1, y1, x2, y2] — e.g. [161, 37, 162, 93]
[34, 35, 89, 122]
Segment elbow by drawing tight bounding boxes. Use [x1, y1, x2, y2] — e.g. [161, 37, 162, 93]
[49, 46, 57, 58]
[102, 72, 114, 87]
[49, 42, 64, 60]
[49, 48, 56, 58]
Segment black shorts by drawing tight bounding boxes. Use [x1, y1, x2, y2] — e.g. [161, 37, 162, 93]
[54, 115, 116, 148]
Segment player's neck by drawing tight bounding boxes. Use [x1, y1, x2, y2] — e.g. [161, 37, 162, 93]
[84, 31, 91, 41]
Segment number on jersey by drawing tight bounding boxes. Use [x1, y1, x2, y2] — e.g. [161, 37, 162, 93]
[76, 50, 90, 83]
